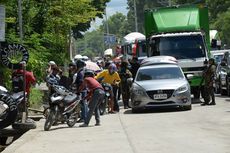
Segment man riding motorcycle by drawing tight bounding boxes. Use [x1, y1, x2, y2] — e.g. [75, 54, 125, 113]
[95, 63, 121, 113]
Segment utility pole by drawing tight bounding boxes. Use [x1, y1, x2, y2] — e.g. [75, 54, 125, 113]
[168, 0, 172, 6]
[105, 8, 110, 48]
[105, 8, 109, 35]
[18, 0, 23, 43]
[134, 0, 138, 32]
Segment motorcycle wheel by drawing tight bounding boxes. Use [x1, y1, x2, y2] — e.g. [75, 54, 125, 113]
[0, 109, 18, 129]
[99, 97, 108, 115]
[67, 105, 80, 127]
[44, 109, 56, 131]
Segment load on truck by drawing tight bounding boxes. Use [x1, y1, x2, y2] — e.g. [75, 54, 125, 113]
[144, 4, 210, 99]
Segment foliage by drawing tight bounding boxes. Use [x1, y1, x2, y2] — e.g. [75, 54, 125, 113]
[213, 10, 230, 47]
[29, 88, 44, 109]
[0, 0, 110, 85]
[76, 12, 130, 57]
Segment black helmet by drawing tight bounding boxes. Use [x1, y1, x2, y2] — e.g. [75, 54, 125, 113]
[76, 60, 86, 68]
[84, 69, 95, 78]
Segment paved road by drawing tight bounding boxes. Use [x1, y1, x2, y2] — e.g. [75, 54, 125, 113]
[3, 96, 230, 153]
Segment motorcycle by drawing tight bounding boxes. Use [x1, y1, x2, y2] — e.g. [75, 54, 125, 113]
[99, 83, 111, 115]
[0, 86, 24, 129]
[44, 80, 81, 131]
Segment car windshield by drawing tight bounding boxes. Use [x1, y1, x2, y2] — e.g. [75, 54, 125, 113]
[136, 67, 184, 81]
[150, 35, 206, 59]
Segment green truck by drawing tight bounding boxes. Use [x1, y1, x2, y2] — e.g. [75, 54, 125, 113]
[144, 4, 210, 99]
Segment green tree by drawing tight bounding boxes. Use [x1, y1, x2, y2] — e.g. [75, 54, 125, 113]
[0, 0, 110, 85]
[76, 12, 130, 58]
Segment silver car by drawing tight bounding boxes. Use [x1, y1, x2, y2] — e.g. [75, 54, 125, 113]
[130, 63, 191, 113]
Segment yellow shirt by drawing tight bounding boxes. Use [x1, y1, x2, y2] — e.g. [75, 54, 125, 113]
[95, 70, 121, 85]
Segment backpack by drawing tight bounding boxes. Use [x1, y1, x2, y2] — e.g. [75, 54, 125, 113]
[12, 72, 24, 92]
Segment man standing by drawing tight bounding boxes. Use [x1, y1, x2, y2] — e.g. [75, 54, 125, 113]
[130, 57, 140, 79]
[119, 61, 132, 109]
[201, 58, 216, 106]
[79, 70, 105, 127]
[74, 60, 88, 123]
[95, 63, 121, 112]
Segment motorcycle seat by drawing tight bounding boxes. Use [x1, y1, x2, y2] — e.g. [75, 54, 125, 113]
[11, 91, 24, 101]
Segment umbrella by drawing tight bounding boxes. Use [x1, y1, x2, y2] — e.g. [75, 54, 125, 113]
[85, 61, 101, 72]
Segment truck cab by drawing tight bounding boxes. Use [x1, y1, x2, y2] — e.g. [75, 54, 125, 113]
[144, 5, 210, 99]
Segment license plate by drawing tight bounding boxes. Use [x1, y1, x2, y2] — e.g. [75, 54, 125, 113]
[153, 94, 167, 100]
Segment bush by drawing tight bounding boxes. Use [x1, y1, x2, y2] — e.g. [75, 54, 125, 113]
[29, 88, 44, 109]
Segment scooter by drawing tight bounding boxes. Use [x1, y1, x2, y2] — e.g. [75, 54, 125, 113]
[0, 86, 24, 129]
[44, 78, 81, 131]
[99, 83, 111, 115]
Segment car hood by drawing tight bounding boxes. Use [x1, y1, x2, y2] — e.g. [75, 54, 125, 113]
[135, 79, 188, 91]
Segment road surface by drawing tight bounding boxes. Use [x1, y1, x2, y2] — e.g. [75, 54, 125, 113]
[2, 95, 230, 153]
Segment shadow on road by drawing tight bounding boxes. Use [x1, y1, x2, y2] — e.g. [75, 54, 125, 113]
[123, 106, 190, 115]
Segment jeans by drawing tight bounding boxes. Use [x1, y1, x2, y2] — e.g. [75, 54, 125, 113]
[85, 89, 105, 125]
[80, 90, 88, 120]
[112, 85, 119, 112]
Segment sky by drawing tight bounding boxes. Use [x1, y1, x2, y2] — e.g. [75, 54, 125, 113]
[89, 0, 128, 31]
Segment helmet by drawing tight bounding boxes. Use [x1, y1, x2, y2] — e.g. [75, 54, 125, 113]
[76, 60, 86, 69]
[74, 54, 83, 60]
[82, 56, 89, 61]
[104, 60, 113, 69]
[108, 63, 117, 73]
[84, 69, 95, 78]
[49, 61, 56, 66]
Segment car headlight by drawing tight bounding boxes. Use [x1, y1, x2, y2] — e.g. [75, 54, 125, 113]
[132, 84, 146, 96]
[176, 85, 188, 94]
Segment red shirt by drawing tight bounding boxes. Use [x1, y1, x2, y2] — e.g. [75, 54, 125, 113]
[14, 70, 36, 94]
[79, 77, 103, 100]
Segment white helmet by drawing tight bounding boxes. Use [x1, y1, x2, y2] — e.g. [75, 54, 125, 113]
[74, 54, 83, 60]
[82, 56, 89, 61]
[48, 61, 56, 66]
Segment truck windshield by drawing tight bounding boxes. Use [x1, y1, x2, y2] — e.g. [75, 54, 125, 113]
[150, 35, 206, 59]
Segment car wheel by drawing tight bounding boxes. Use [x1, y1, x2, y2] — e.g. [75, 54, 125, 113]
[182, 105, 192, 111]
[132, 108, 141, 113]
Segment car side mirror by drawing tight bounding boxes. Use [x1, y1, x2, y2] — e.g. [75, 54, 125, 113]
[127, 78, 133, 86]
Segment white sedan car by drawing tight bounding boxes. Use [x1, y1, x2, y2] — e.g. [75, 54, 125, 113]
[129, 61, 191, 113]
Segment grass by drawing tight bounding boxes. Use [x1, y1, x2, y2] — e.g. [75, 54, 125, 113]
[29, 88, 44, 109]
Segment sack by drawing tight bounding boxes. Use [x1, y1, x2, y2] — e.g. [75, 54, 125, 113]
[12, 73, 24, 92]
